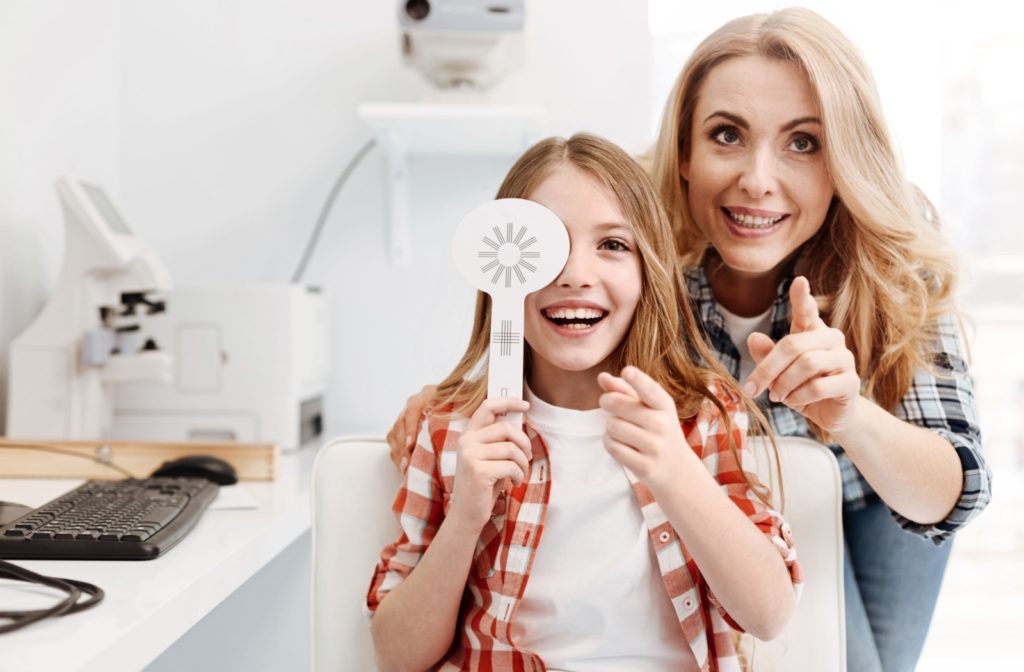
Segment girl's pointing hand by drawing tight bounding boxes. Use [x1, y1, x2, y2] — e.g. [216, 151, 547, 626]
[598, 366, 691, 491]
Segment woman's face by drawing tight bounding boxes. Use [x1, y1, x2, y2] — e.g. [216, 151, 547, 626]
[681, 55, 834, 281]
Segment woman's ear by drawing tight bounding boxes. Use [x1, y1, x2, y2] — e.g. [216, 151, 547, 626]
[679, 157, 690, 182]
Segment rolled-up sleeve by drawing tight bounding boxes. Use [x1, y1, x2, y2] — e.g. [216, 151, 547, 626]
[692, 397, 804, 629]
[891, 314, 992, 543]
[366, 421, 445, 614]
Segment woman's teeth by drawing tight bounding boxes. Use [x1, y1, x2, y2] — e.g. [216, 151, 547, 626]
[726, 209, 784, 228]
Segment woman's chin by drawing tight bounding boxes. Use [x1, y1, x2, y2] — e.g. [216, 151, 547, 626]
[711, 250, 791, 281]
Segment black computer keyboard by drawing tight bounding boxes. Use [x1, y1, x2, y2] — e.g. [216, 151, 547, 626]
[0, 477, 218, 560]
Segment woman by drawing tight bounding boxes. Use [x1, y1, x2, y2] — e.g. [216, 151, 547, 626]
[387, 8, 990, 672]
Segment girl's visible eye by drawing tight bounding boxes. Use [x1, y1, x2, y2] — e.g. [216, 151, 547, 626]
[710, 124, 741, 146]
[600, 238, 631, 252]
[789, 133, 821, 154]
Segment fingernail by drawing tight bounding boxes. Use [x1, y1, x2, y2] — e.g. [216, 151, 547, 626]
[743, 381, 757, 396]
[769, 391, 780, 403]
[405, 435, 413, 448]
[399, 457, 409, 472]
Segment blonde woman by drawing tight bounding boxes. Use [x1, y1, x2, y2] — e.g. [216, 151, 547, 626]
[389, 9, 990, 672]
[369, 134, 800, 672]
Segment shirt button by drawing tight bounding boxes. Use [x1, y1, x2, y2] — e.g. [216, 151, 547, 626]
[658, 531, 672, 543]
[683, 597, 695, 610]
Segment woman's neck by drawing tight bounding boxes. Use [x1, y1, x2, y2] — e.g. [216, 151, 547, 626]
[704, 253, 791, 317]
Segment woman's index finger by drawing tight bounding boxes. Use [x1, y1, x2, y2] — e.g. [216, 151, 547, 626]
[789, 276, 820, 333]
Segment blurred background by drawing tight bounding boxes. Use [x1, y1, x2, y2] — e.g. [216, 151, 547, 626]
[1, 1, 1020, 667]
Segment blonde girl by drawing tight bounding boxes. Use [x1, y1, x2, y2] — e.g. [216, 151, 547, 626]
[368, 134, 801, 672]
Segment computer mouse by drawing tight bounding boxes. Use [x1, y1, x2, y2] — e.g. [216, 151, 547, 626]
[150, 455, 239, 485]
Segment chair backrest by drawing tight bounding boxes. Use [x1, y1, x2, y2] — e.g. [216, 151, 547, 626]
[310, 435, 844, 671]
[311, 437, 400, 671]
[748, 436, 846, 672]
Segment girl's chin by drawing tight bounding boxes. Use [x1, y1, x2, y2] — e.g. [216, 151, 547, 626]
[530, 353, 615, 378]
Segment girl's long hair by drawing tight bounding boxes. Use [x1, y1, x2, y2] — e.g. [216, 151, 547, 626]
[650, 8, 960, 437]
[434, 133, 779, 505]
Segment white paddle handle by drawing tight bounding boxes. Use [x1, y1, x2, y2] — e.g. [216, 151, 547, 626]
[488, 296, 524, 429]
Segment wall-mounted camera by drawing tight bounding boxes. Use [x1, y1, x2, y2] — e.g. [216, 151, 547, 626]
[398, 0, 525, 91]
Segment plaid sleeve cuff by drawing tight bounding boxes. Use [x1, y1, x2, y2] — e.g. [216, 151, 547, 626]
[891, 428, 992, 544]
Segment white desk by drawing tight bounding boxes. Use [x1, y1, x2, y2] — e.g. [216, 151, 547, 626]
[0, 445, 319, 672]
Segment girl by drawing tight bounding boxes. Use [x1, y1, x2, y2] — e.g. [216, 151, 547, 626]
[367, 134, 801, 672]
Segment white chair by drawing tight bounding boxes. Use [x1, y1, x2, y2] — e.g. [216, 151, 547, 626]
[310, 436, 844, 671]
[748, 436, 846, 672]
[311, 437, 401, 672]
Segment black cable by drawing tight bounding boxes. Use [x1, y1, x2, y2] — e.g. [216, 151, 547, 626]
[291, 138, 378, 283]
[0, 442, 136, 479]
[0, 559, 104, 634]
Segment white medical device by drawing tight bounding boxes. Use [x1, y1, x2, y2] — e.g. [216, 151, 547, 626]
[452, 198, 568, 427]
[399, 0, 525, 90]
[110, 284, 329, 450]
[7, 177, 173, 440]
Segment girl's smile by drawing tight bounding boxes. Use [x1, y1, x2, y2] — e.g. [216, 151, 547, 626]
[540, 300, 609, 335]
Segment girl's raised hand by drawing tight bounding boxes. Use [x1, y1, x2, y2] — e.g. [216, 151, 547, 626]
[449, 398, 533, 532]
[743, 276, 861, 434]
[597, 367, 691, 491]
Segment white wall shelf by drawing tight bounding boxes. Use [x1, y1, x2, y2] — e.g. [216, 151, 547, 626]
[358, 102, 545, 264]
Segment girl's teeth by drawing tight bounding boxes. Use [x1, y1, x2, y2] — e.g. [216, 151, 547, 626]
[543, 307, 607, 329]
[545, 308, 603, 319]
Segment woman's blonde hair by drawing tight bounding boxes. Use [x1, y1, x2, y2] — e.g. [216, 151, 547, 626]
[435, 133, 778, 503]
[650, 7, 960, 427]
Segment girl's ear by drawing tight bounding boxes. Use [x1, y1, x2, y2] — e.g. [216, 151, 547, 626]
[679, 156, 690, 182]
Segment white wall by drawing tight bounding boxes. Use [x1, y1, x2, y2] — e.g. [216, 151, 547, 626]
[0, 0, 651, 435]
[0, 0, 122, 431]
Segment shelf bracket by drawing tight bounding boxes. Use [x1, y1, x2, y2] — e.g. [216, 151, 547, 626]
[378, 130, 412, 265]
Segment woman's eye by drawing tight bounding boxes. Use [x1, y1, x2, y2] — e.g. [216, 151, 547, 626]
[711, 126, 741, 145]
[789, 134, 820, 154]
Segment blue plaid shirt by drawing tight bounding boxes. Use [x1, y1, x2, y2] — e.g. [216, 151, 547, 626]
[686, 264, 991, 544]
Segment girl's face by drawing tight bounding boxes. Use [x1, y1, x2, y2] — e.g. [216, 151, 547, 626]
[523, 164, 642, 393]
[681, 55, 835, 282]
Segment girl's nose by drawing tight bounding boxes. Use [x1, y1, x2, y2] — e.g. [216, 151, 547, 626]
[555, 247, 595, 288]
[737, 145, 779, 199]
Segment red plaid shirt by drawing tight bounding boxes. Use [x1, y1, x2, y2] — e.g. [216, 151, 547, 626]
[367, 386, 802, 671]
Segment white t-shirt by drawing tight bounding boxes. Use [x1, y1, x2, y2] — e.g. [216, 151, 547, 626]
[510, 387, 697, 672]
[717, 304, 773, 383]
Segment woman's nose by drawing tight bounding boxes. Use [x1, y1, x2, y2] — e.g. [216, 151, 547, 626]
[737, 145, 779, 199]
